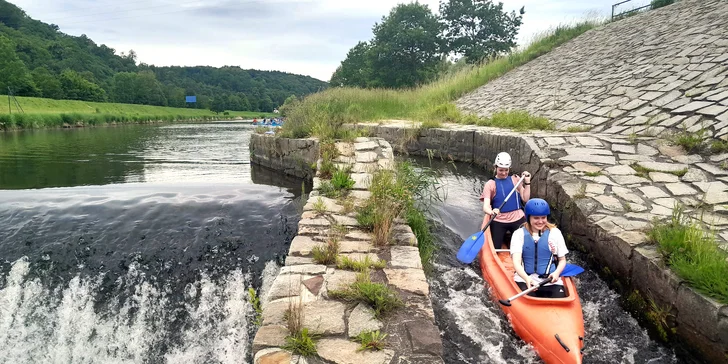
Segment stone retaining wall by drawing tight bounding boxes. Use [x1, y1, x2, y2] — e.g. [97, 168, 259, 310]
[250, 136, 444, 364]
[363, 121, 728, 363]
[250, 134, 318, 179]
[457, 0, 728, 140]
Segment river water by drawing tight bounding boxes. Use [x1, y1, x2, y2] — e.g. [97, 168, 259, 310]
[403, 157, 690, 364]
[0, 124, 692, 364]
[0, 122, 306, 363]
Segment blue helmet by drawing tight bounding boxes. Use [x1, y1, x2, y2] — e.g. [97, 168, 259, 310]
[525, 198, 550, 221]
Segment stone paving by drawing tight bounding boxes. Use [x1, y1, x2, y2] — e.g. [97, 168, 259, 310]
[457, 0, 728, 140]
[252, 137, 443, 364]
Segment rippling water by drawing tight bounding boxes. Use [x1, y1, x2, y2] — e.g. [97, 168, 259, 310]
[0, 122, 307, 363]
[404, 157, 688, 364]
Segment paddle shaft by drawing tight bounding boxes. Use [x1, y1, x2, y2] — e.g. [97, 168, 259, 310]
[499, 279, 551, 306]
[481, 175, 527, 233]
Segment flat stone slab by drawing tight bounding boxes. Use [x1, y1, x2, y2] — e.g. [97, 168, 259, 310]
[338, 240, 376, 253]
[356, 152, 378, 163]
[252, 325, 288, 352]
[571, 162, 602, 173]
[352, 163, 378, 173]
[654, 198, 679, 209]
[586, 184, 606, 195]
[254, 348, 291, 364]
[384, 268, 429, 295]
[289, 236, 318, 256]
[636, 161, 689, 173]
[349, 190, 372, 200]
[593, 195, 624, 212]
[302, 300, 347, 335]
[354, 141, 379, 151]
[340, 252, 380, 263]
[303, 196, 344, 213]
[561, 154, 616, 165]
[612, 175, 651, 185]
[649, 172, 680, 183]
[303, 276, 324, 296]
[681, 168, 708, 182]
[261, 298, 292, 326]
[285, 256, 315, 266]
[390, 246, 422, 269]
[612, 144, 636, 154]
[266, 274, 306, 301]
[605, 164, 636, 175]
[665, 183, 698, 196]
[345, 230, 374, 241]
[347, 303, 383, 338]
[280, 264, 327, 276]
[351, 173, 373, 189]
[317, 338, 394, 364]
[325, 270, 359, 292]
[298, 218, 330, 227]
[612, 186, 644, 204]
[696, 163, 728, 176]
[405, 320, 443, 356]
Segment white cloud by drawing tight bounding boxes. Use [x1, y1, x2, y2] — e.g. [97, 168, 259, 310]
[11, 0, 619, 81]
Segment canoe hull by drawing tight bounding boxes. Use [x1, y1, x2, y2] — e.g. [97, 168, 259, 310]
[479, 228, 584, 364]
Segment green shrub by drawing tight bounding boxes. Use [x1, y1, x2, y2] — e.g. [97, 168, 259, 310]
[651, 0, 675, 9]
[329, 271, 403, 318]
[331, 168, 355, 190]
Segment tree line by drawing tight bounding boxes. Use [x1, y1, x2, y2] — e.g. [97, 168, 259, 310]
[330, 0, 524, 89]
[0, 0, 327, 112]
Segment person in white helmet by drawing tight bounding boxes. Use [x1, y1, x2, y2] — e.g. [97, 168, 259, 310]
[479, 152, 531, 249]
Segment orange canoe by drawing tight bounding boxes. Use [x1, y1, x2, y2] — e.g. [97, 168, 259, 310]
[479, 228, 585, 364]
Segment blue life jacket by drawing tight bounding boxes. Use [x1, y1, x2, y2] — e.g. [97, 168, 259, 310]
[492, 177, 521, 213]
[521, 227, 556, 276]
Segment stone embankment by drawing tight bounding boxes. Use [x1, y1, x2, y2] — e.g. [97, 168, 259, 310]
[361, 121, 728, 363]
[458, 0, 728, 140]
[250, 134, 443, 364]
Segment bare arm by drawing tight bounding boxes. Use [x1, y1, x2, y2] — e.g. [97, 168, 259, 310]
[548, 256, 567, 283]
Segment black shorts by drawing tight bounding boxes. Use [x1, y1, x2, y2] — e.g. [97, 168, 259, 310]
[516, 281, 567, 298]
[490, 216, 526, 249]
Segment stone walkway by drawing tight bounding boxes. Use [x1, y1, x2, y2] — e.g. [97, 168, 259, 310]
[252, 137, 443, 364]
[458, 0, 728, 140]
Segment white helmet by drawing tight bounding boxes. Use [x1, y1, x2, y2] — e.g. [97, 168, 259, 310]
[494, 152, 512, 168]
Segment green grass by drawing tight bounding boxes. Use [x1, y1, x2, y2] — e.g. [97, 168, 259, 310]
[283, 328, 319, 357]
[710, 140, 728, 154]
[584, 171, 602, 177]
[0, 95, 274, 129]
[312, 239, 340, 265]
[672, 129, 706, 153]
[647, 205, 728, 304]
[280, 20, 600, 139]
[248, 288, 263, 326]
[329, 271, 403, 318]
[566, 125, 592, 132]
[631, 162, 687, 178]
[336, 255, 387, 271]
[353, 330, 388, 351]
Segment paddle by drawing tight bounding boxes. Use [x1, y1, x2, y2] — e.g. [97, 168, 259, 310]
[498, 264, 585, 306]
[456, 175, 526, 264]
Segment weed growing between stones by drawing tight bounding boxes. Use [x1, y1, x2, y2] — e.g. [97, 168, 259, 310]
[254, 126, 268, 134]
[329, 271, 403, 318]
[420, 119, 443, 129]
[354, 330, 389, 351]
[312, 238, 340, 265]
[318, 140, 339, 179]
[248, 288, 263, 326]
[565, 125, 592, 133]
[584, 171, 602, 177]
[647, 205, 728, 304]
[279, 21, 599, 139]
[630, 162, 687, 179]
[624, 290, 676, 342]
[671, 128, 706, 154]
[474, 110, 555, 131]
[283, 292, 320, 357]
[336, 255, 387, 271]
[573, 183, 587, 199]
[711, 140, 728, 154]
[339, 196, 355, 214]
[312, 197, 327, 215]
[331, 168, 356, 190]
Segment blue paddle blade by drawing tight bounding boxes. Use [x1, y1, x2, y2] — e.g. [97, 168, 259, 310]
[561, 264, 585, 277]
[457, 231, 485, 264]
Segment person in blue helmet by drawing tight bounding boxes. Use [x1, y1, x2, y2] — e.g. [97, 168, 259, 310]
[509, 198, 568, 298]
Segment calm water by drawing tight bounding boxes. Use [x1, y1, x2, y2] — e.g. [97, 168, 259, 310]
[404, 157, 687, 364]
[0, 122, 308, 363]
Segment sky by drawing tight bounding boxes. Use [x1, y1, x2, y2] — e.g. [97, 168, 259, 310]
[10, 0, 646, 82]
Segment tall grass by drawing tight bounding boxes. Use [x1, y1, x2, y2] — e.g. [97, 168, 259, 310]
[282, 20, 600, 139]
[647, 205, 728, 304]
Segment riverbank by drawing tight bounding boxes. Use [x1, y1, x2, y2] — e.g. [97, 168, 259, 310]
[0, 95, 275, 130]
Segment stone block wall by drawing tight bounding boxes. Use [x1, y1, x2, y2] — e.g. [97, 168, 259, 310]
[363, 121, 728, 363]
[250, 133, 318, 179]
[250, 136, 444, 364]
[457, 0, 728, 140]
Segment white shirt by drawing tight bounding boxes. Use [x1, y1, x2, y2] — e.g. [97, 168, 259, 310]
[510, 227, 569, 286]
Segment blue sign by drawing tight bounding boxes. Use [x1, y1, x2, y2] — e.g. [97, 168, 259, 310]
[185, 96, 197, 103]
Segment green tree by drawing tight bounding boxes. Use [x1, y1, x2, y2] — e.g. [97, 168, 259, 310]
[209, 97, 226, 114]
[258, 95, 274, 112]
[330, 41, 374, 88]
[59, 69, 107, 101]
[368, 3, 443, 88]
[0, 35, 38, 96]
[31, 67, 62, 99]
[439, 0, 524, 63]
